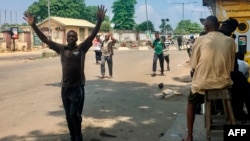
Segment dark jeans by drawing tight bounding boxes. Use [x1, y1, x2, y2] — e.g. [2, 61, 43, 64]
[101, 55, 113, 76]
[187, 48, 192, 58]
[177, 41, 182, 50]
[61, 85, 85, 141]
[152, 53, 164, 73]
[164, 55, 169, 65]
[94, 50, 102, 63]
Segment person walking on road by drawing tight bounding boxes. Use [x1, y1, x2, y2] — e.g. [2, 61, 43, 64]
[148, 31, 165, 77]
[177, 35, 182, 51]
[93, 35, 102, 64]
[187, 35, 195, 58]
[100, 33, 116, 79]
[23, 5, 106, 141]
[182, 15, 236, 141]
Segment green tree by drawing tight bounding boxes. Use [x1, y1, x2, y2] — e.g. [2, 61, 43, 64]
[111, 0, 137, 30]
[174, 20, 203, 35]
[27, 0, 86, 22]
[82, 6, 98, 23]
[100, 21, 111, 32]
[165, 24, 173, 33]
[82, 6, 110, 24]
[159, 19, 173, 34]
[188, 23, 203, 34]
[136, 20, 155, 32]
[159, 19, 167, 32]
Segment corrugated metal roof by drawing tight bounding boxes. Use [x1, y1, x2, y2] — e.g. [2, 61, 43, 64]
[38, 16, 95, 28]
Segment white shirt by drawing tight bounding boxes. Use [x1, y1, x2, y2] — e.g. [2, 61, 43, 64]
[237, 59, 249, 78]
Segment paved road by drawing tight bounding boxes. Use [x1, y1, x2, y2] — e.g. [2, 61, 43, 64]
[0, 46, 195, 141]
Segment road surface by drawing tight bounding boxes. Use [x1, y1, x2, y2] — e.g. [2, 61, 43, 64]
[0, 47, 192, 141]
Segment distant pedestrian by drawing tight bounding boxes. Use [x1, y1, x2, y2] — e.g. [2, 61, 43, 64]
[148, 31, 165, 76]
[187, 35, 195, 58]
[177, 36, 182, 51]
[93, 35, 102, 64]
[23, 5, 106, 141]
[100, 33, 116, 79]
[161, 36, 170, 71]
[162, 37, 170, 71]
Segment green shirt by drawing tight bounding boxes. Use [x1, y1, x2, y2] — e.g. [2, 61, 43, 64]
[153, 39, 164, 54]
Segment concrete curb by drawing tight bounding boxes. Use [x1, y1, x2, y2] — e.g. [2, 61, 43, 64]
[159, 114, 223, 141]
[42, 49, 59, 58]
[118, 47, 130, 51]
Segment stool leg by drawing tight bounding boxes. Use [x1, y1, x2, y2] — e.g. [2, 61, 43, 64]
[225, 100, 236, 124]
[222, 100, 228, 116]
[205, 100, 211, 140]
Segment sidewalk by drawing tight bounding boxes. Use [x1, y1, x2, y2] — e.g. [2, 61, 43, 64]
[159, 113, 223, 141]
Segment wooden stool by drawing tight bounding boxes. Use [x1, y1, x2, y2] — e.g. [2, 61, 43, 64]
[205, 88, 236, 141]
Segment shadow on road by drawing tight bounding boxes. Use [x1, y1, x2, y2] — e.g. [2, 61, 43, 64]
[1, 77, 191, 141]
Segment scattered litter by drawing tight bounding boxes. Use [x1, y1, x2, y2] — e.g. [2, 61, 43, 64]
[158, 83, 164, 89]
[99, 130, 117, 138]
[161, 89, 182, 99]
[170, 133, 182, 137]
[159, 132, 164, 137]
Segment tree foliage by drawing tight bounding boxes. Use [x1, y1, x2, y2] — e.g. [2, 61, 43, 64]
[111, 0, 137, 30]
[82, 6, 98, 23]
[174, 20, 203, 35]
[100, 21, 111, 32]
[136, 20, 155, 32]
[27, 0, 103, 24]
[159, 18, 173, 34]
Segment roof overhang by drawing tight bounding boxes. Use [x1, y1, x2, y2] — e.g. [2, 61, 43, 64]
[202, 0, 216, 15]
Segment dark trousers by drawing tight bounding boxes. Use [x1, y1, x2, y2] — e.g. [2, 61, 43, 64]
[94, 50, 102, 63]
[164, 55, 170, 69]
[231, 71, 250, 120]
[101, 55, 113, 76]
[177, 41, 182, 50]
[152, 53, 164, 73]
[187, 48, 192, 58]
[61, 85, 85, 141]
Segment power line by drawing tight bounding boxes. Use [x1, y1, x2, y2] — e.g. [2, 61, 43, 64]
[191, 10, 208, 18]
[172, 2, 197, 20]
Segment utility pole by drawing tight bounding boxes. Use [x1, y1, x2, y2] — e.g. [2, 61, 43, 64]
[172, 2, 196, 20]
[10, 10, 12, 25]
[15, 11, 17, 25]
[145, 0, 149, 32]
[4, 9, 6, 24]
[48, 0, 51, 39]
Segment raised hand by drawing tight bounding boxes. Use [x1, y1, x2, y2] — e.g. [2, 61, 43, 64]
[23, 11, 35, 25]
[97, 5, 107, 22]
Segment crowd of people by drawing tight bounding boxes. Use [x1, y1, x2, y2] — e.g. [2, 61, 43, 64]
[23, 4, 250, 141]
[182, 16, 250, 141]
